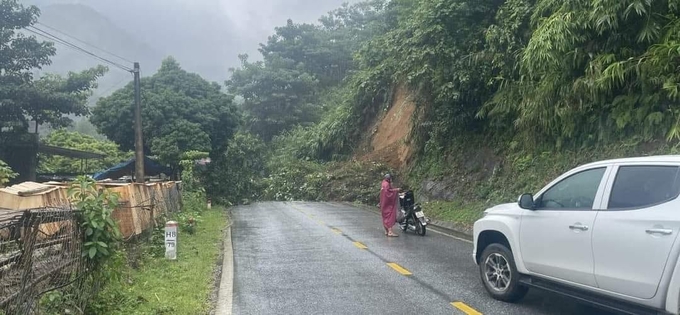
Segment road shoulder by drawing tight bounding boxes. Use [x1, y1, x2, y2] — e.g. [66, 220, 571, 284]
[215, 225, 234, 315]
[338, 201, 474, 242]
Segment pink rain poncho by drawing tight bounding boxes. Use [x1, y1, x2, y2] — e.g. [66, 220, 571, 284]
[380, 179, 399, 229]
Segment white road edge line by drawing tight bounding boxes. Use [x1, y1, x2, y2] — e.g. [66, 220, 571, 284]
[427, 227, 473, 244]
[331, 202, 474, 244]
[215, 225, 234, 315]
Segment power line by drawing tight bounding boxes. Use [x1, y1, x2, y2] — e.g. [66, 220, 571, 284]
[36, 21, 135, 64]
[26, 26, 132, 71]
[25, 26, 133, 72]
[91, 75, 131, 99]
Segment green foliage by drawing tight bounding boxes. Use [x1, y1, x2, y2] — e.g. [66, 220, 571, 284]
[0, 0, 107, 139]
[227, 1, 392, 143]
[227, 54, 320, 142]
[0, 1, 53, 82]
[22, 66, 108, 128]
[271, 84, 358, 161]
[91, 57, 240, 167]
[174, 211, 201, 235]
[355, 0, 503, 151]
[261, 156, 328, 201]
[422, 200, 488, 228]
[69, 118, 105, 139]
[480, 0, 680, 147]
[178, 150, 209, 191]
[39, 129, 132, 174]
[38, 250, 126, 315]
[260, 155, 392, 204]
[203, 132, 266, 204]
[248, 0, 680, 166]
[39, 290, 79, 315]
[206, 0, 680, 219]
[260, 20, 347, 88]
[68, 176, 121, 266]
[411, 136, 680, 228]
[178, 152, 208, 218]
[181, 150, 209, 161]
[87, 209, 226, 315]
[0, 159, 17, 187]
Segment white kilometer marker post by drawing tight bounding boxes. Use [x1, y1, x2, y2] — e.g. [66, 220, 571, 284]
[165, 221, 178, 260]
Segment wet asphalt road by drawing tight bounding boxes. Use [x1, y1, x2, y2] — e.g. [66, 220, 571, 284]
[230, 202, 615, 315]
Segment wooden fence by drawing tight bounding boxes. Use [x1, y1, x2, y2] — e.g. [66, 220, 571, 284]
[0, 180, 183, 314]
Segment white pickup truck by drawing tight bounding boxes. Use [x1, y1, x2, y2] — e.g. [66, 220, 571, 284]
[473, 156, 680, 315]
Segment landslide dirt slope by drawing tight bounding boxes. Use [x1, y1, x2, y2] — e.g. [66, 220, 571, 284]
[355, 84, 418, 170]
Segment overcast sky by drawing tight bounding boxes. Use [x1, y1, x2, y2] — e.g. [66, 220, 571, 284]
[23, 0, 358, 82]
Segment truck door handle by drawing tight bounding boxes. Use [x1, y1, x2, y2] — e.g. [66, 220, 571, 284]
[646, 229, 673, 236]
[569, 224, 589, 231]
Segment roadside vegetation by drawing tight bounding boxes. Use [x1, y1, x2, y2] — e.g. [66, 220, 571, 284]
[81, 155, 227, 315]
[87, 208, 226, 315]
[39, 129, 133, 175]
[0, 160, 17, 187]
[2, 2, 232, 313]
[2, 0, 679, 224]
[210, 0, 680, 230]
[4, 0, 680, 311]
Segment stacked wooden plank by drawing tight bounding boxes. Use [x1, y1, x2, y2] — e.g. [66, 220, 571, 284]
[0, 182, 71, 240]
[0, 181, 182, 239]
[0, 182, 69, 210]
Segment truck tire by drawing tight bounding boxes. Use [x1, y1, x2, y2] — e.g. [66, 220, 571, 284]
[479, 243, 528, 302]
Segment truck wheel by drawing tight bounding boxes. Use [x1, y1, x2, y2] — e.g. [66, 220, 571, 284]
[479, 243, 528, 302]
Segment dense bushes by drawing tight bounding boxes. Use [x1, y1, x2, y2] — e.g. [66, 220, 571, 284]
[254, 0, 680, 159]
[203, 132, 267, 204]
[260, 158, 393, 204]
[214, 0, 680, 209]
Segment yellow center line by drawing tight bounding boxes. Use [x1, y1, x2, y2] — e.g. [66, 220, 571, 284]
[331, 228, 342, 234]
[451, 302, 482, 315]
[353, 242, 368, 249]
[317, 220, 325, 225]
[386, 263, 412, 276]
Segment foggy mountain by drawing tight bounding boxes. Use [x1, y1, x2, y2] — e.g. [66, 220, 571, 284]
[22, 0, 358, 88]
[34, 3, 163, 102]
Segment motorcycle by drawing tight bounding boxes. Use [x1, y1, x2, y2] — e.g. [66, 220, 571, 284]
[398, 190, 428, 236]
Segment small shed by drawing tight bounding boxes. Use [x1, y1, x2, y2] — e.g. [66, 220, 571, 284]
[92, 156, 172, 181]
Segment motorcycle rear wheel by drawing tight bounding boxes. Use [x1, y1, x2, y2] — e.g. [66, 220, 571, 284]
[416, 220, 426, 236]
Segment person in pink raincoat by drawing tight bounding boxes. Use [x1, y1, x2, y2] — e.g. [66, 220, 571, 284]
[380, 174, 401, 237]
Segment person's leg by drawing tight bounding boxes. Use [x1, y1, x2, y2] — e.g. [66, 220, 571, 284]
[387, 206, 398, 236]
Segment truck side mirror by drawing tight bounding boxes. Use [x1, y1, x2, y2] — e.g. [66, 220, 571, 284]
[518, 193, 535, 210]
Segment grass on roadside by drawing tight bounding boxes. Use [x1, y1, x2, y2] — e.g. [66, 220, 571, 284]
[422, 200, 488, 229]
[92, 208, 227, 315]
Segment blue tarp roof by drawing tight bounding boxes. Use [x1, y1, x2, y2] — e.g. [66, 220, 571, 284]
[93, 156, 173, 180]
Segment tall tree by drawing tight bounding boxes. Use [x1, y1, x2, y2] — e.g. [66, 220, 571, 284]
[91, 57, 240, 167]
[0, 0, 55, 135]
[355, 0, 504, 147]
[227, 54, 319, 142]
[0, 1, 107, 137]
[19, 66, 108, 131]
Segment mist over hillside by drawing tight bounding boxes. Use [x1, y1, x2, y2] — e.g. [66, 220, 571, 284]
[34, 3, 163, 102]
[23, 0, 358, 86]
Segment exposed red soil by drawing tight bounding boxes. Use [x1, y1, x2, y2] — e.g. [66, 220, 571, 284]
[355, 84, 416, 170]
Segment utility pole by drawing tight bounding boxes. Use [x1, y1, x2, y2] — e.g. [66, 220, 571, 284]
[133, 62, 145, 183]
